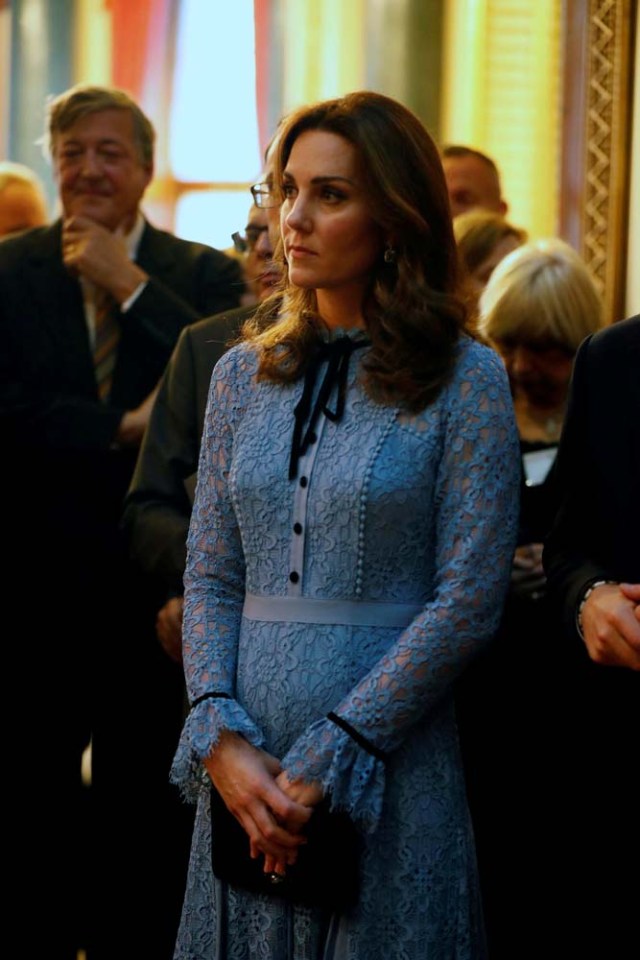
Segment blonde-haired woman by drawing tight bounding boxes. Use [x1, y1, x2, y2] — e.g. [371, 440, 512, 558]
[479, 238, 604, 442]
[456, 238, 605, 959]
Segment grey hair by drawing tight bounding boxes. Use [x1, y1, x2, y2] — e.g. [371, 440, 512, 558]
[43, 84, 155, 166]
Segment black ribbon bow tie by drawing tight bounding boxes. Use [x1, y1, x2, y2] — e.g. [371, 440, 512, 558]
[289, 334, 370, 480]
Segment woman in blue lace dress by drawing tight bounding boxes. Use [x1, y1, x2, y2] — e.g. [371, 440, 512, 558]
[171, 91, 520, 959]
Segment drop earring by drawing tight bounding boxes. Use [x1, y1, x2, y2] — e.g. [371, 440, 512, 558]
[384, 242, 397, 264]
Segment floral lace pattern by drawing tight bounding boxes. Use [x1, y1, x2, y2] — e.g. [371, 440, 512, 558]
[171, 334, 520, 959]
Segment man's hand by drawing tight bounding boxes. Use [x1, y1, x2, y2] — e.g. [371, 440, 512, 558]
[62, 216, 148, 302]
[115, 385, 159, 448]
[511, 542, 546, 600]
[581, 581, 640, 670]
[156, 596, 184, 663]
[620, 582, 640, 619]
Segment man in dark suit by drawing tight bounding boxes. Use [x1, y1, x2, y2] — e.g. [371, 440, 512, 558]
[0, 84, 243, 959]
[119, 179, 279, 951]
[122, 306, 254, 653]
[122, 153, 281, 665]
[543, 314, 639, 958]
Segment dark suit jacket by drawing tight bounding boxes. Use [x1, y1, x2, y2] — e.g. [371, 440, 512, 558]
[542, 316, 639, 952]
[0, 219, 244, 452]
[122, 305, 255, 598]
[543, 314, 639, 763]
[544, 314, 640, 639]
[0, 218, 244, 594]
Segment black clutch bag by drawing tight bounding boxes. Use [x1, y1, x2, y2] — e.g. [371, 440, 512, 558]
[210, 787, 360, 911]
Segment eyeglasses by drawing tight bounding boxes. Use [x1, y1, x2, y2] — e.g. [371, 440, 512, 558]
[231, 224, 269, 254]
[250, 182, 279, 209]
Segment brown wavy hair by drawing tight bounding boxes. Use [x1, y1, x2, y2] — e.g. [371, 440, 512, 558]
[244, 91, 467, 413]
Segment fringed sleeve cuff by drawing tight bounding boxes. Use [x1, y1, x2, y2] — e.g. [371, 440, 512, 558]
[281, 717, 386, 834]
[170, 697, 265, 803]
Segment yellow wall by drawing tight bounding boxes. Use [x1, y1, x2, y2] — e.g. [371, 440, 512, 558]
[0, 6, 10, 157]
[282, 0, 366, 111]
[72, 0, 112, 86]
[441, 0, 561, 240]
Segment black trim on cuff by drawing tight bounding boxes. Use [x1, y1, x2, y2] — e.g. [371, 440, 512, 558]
[190, 691, 233, 710]
[327, 711, 388, 762]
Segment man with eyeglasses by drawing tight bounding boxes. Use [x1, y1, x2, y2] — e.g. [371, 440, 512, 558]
[121, 165, 279, 946]
[234, 199, 280, 304]
[123, 163, 280, 661]
[123, 152, 275, 664]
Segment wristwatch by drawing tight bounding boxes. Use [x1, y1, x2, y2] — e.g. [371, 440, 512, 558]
[576, 579, 617, 638]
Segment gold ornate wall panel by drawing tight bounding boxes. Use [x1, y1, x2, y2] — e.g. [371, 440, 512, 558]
[561, 0, 636, 323]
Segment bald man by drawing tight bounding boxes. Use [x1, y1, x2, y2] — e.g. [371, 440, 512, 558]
[441, 145, 508, 218]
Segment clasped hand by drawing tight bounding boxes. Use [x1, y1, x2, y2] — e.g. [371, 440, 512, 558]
[205, 731, 323, 878]
[156, 596, 184, 663]
[511, 542, 546, 600]
[582, 582, 640, 671]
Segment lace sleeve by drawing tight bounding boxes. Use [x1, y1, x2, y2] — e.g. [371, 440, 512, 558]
[170, 346, 265, 800]
[282, 346, 521, 829]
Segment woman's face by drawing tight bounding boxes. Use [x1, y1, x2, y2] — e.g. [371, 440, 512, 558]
[281, 130, 384, 303]
[496, 337, 575, 408]
[470, 233, 522, 297]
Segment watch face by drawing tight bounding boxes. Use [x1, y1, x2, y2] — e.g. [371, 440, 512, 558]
[522, 446, 558, 487]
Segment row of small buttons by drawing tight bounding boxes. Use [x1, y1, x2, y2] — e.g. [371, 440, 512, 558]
[289, 425, 319, 591]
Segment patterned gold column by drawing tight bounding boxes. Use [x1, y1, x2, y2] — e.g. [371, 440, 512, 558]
[564, 0, 635, 323]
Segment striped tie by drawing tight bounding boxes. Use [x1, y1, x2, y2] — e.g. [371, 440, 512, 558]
[93, 289, 120, 402]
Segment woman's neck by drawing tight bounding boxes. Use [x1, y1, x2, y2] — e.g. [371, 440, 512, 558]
[514, 393, 566, 443]
[316, 286, 366, 331]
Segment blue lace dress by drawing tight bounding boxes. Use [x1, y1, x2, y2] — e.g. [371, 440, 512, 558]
[171, 330, 520, 960]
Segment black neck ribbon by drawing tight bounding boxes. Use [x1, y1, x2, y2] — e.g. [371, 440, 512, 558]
[288, 335, 370, 481]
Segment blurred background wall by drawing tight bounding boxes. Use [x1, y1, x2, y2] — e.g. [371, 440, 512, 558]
[1, 0, 637, 319]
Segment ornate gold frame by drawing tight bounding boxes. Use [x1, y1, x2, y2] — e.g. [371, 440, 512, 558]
[560, 0, 636, 323]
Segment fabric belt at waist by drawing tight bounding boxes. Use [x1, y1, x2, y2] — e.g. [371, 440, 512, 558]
[242, 593, 424, 627]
